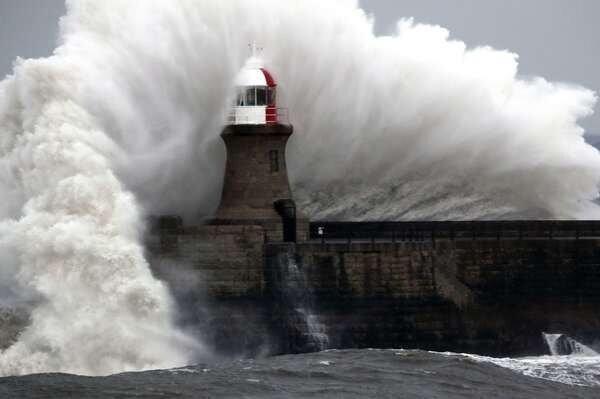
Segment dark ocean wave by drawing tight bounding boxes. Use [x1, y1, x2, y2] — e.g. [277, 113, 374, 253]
[1, 349, 599, 399]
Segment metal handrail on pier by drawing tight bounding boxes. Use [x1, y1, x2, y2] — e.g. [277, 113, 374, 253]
[309, 221, 600, 245]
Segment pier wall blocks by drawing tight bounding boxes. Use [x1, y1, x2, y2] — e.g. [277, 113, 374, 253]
[148, 225, 600, 356]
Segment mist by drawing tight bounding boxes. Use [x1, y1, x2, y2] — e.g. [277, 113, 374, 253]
[0, 0, 598, 376]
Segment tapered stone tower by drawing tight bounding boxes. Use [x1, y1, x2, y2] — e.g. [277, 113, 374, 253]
[212, 51, 306, 242]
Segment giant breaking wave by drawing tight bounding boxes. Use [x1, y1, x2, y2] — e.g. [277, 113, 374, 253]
[0, 0, 598, 376]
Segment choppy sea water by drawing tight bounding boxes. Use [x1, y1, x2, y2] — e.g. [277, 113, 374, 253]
[1, 349, 599, 398]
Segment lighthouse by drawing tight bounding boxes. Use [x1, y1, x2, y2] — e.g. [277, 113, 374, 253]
[213, 47, 306, 242]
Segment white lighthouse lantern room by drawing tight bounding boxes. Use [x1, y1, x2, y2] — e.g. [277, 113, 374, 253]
[229, 45, 287, 125]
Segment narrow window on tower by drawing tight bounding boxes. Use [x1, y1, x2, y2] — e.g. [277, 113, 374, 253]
[269, 150, 279, 173]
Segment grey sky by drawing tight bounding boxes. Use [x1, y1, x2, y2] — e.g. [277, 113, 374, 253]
[0, 0, 65, 75]
[0, 0, 598, 133]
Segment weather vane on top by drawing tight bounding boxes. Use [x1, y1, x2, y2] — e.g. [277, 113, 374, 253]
[249, 42, 264, 58]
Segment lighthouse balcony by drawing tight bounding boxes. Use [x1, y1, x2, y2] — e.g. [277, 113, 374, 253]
[227, 106, 289, 126]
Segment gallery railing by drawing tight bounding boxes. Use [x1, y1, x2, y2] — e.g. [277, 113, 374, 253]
[226, 107, 289, 125]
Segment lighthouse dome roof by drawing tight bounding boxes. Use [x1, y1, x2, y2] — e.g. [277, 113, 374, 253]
[235, 57, 276, 88]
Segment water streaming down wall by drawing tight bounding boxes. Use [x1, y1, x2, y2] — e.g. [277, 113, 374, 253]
[266, 245, 329, 353]
[542, 333, 599, 356]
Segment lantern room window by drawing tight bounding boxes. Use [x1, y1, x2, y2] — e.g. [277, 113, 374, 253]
[236, 90, 246, 106]
[246, 87, 256, 106]
[236, 87, 270, 107]
[256, 87, 267, 106]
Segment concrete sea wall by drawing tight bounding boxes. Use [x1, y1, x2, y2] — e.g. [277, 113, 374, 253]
[148, 219, 600, 357]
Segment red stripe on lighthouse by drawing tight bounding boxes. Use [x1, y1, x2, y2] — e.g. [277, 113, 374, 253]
[260, 68, 277, 87]
[266, 105, 277, 124]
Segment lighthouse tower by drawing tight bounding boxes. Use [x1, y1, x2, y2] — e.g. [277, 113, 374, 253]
[213, 47, 305, 242]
